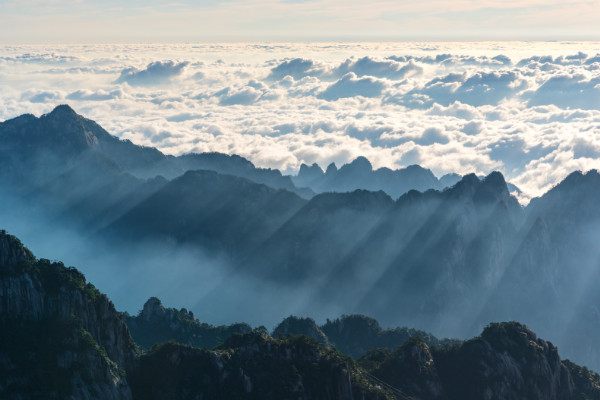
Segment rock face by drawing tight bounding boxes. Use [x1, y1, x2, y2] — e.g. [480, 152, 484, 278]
[0, 230, 136, 400]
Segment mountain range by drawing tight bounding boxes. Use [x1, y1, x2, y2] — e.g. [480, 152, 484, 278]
[2, 229, 600, 400]
[1, 105, 600, 373]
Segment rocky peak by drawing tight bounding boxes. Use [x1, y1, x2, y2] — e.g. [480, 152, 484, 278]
[273, 316, 329, 344]
[45, 104, 79, 119]
[325, 162, 338, 175]
[295, 163, 325, 187]
[298, 163, 324, 177]
[0, 229, 35, 269]
[140, 297, 166, 322]
[346, 156, 373, 172]
[395, 337, 434, 366]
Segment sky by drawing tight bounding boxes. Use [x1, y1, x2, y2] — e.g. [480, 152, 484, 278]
[1, 0, 600, 43]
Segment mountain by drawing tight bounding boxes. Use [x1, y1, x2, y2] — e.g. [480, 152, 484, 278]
[360, 322, 600, 400]
[105, 169, 307, 256]
[0, 230, 387, 400]
[130, 333, 392, 400]
[126, 301, 458, 359]
[175, 152, 314, 198]
[320, 315, 459, 359]
[479, 170, 600, 372]
[323, 171, 523, 335]
[124, 297, 251, 350]
[0, 105, 311, 231]
[244, 189, 394, 280]
[0, 105, 308, 195]
[0, 230, 136, 400]
[4, 106, 600, 372]
[2, 229, 600, 399]
[293, 157, 463, 199]
[272, 315, 330, 344]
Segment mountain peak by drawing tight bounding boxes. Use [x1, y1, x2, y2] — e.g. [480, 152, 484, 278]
[0, 230, 35, 269]
[47, 104, 78, 118]
[140, 297, 166, 321]
[325, 162, 338, 175]
[483, 171, 507, 188]
[347, 156, 373, 172]
[298, 162, 324, 177]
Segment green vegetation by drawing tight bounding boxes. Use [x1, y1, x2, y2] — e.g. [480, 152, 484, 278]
[321, 314, 459, 358]
[0, 316, 120, 399]
[131, 331, 394, 400]
[124, 297, 251, 351]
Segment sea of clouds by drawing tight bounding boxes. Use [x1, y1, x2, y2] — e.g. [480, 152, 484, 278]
[2, 41, 600, 202]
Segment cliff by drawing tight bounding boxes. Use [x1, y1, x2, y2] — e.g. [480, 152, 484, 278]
[0, 230, 136, 400]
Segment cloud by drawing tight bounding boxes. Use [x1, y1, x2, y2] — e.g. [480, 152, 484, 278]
[115, 61, 189, 86]
[3, 42, 600, 203]
[27, 90, 63, 103]
[67, 88, 124, 101]
[527, 74, 600, 110]
[219, 87, 263, 105]
[415, 127, 450, 145]
[318, 73, 386, 100]
[267, 58, 324, 80]
[334, 57, 423, 80]
[401, 70, 527, 108]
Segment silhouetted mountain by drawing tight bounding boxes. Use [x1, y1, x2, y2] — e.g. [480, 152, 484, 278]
[105, 169, 306, 256]
[480, 169, 600, 372]
[294, 158, 460, 198]
[127, 304, 458, 360]
[124, 297, 251, 350]
[301, 172, 522, 335]
[321, 315, 459, 359]
[245, 188, 393, 279]
[0, 105, 311, 230]
[273, 316, 329, 344]
[174, 152, 314, 198]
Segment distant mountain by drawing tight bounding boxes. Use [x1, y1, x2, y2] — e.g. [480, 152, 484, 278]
[245, 189, 394, 280]
[318, 172, 523, 335]
[105, 169, 307, 256]
[124, 297, 251, 350]
[293, 156, 464, 199]
[132, 305, 458, 359]
[273, 316, 330, 343]
[0, 105, 311, 229]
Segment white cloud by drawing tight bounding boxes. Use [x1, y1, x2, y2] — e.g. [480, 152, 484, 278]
[115, 61, 190, 86]
[318, 72, 386, 100]
[2, 43, 600, 202]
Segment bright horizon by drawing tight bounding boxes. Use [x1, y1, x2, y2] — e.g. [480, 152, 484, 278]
[2, 0, 600, 43]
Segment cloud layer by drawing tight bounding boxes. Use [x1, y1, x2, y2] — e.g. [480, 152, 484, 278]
[2, 42, 600, 202]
